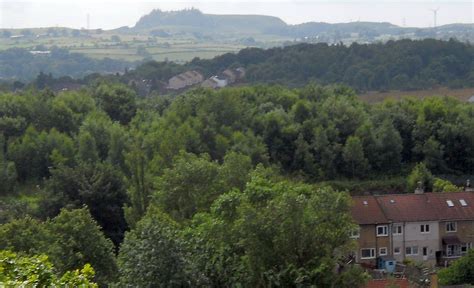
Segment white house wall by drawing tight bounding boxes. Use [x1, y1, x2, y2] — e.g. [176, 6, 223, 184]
[391, 221, 439, 264]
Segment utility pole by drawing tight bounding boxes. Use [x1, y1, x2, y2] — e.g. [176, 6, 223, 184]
[430, 8, 439, 28]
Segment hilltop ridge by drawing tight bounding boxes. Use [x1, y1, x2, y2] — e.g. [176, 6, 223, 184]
[131, 8, 474, 41]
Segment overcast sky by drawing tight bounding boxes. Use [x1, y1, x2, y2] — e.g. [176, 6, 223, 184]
[1, 0, 472, 29]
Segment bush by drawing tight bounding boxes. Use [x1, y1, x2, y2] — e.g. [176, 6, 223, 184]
[433, 178, 463, 193]
[407, 163, 434, 193]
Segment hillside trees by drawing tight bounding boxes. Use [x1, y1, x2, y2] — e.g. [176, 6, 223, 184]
[93, 83, 137, 125]
[40, 163, 128, 246]
[118, 208, 199, 287]
[0, 208, 117, 285]
[407, 162, 435, 193]
[0, 135, 16, 194]
[1, 84, 472, 195]
[127, 39, 474, 92]
[0, 250, 98, 287]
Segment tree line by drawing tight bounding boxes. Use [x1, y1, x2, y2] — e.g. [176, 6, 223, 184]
[0, 47, 132, 81]
[2, 39, 473, 93]
[125, 38, 474, 92]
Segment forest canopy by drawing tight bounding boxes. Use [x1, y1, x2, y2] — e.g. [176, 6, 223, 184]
[1, 83, 473, 286]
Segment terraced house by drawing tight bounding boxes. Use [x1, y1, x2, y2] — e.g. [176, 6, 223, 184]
[351, 188, 474, 267]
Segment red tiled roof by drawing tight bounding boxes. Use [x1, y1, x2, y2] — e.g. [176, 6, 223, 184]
[376, 194, 439, 222]
[426, 192, 474, 221]
[351, 196, 388, 225]
[364, 278, 409, 288]
[352, 192, 474, 224]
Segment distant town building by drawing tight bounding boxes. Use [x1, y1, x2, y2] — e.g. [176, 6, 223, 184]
[167, 70, 204, 90]
[29, 50, 51, 55]
[201, 67, 246, 90]
[51, 83, 84, 92]
[201, 76, 228, 89]
[468, 95, 474, 103]
[235, 67, 246, 79]
[201, 78, 219, 89]
[222, 69, 238, 83]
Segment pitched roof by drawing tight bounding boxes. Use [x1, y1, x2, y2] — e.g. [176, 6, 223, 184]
[351, 196, 388, 225]
[426, 192, 474, 221]
[376, 194, 439, 222]
[351, 192, 474, 225]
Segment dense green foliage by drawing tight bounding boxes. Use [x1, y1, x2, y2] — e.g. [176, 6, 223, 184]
[118, 207, 200, 286]
[407, 162, 435, 192]
[0, 81, 473, 286]
[118, 168, 369, 287]
[0, 208, 116, 285]
[1, 84, 472, 193]
[0, 250, 98, 287]
[184, 170, 367, 287]
[438, 249, 474, 285]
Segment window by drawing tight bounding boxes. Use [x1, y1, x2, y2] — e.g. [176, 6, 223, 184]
[461, 243, 472, 254]
[446, 222, 457, 232]
[447, 245, 460, 257]
[420, 224, 430, 233]
[422, 247, 428, 256]
[361, 248, 376, 259]
[406, 246, 418, 256]
[377, 225, 388, 236]
[350, 228, 360, 239]
[394, 247, 401, 254]
[379, 247, 388, 256]
[447, 200, 454, 207]
[459, 199, 467, 206]
[393, 224, 402, 235]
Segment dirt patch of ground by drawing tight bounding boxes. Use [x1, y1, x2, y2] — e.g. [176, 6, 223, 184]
[359, 87, 474, 103]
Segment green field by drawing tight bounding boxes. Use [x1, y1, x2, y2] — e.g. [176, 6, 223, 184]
[0, 27, 286, 63]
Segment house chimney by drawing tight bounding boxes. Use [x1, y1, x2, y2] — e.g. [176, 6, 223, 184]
[415, 181, 424, 194]
[465, 180, 474, 192]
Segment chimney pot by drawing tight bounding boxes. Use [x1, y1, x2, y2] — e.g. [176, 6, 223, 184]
[415, 181, 424, 194]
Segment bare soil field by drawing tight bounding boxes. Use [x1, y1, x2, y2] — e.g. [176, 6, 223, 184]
[359, 87, 474, 103]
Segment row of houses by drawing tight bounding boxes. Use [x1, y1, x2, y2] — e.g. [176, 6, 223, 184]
[201, 67, 246, 89]
[351, 185, 474, 269]
[167, 70, 204, 90]
[166, 67, 246, 91]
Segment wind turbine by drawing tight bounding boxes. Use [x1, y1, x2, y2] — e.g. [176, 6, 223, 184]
[430, 8, 439, 28]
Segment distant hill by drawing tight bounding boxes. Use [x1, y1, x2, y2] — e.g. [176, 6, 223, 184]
[133, 8, 474, 42]
[134, 8, 287, 35]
